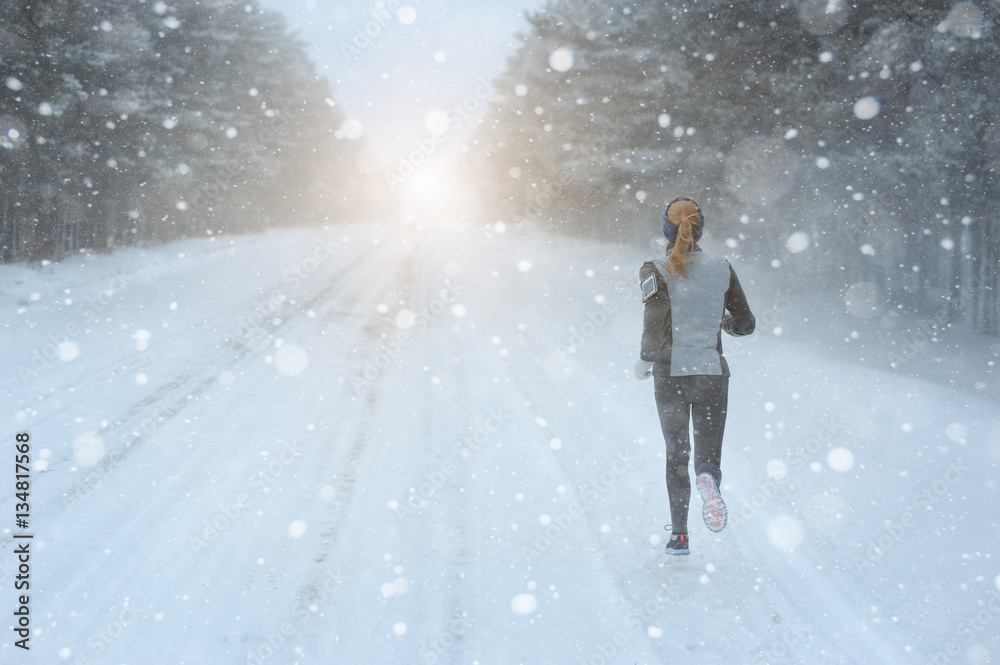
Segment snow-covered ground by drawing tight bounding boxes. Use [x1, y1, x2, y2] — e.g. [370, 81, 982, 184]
[1, 219, 998, 664]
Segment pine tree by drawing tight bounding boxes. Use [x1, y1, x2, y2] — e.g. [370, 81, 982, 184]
[0, 0, 362, 260]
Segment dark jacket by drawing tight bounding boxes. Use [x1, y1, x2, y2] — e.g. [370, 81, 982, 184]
[639, 245, 755, 376]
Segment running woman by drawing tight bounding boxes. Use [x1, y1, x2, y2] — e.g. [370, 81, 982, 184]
[635, 197, 756, 556]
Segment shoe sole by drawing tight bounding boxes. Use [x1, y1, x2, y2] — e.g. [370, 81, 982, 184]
[664, 547, 690, 556]
[697, 473, 728, 533]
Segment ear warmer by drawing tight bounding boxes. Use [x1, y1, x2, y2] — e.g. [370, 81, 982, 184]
[662, 197, 705, 244]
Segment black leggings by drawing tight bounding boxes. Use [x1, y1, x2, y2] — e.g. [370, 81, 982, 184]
[652, 372, 729, 535]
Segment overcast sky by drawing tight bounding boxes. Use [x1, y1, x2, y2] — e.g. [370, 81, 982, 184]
[257, 0, 546, 163]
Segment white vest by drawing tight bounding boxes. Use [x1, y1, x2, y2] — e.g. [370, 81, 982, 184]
[650, 252, 732, 376]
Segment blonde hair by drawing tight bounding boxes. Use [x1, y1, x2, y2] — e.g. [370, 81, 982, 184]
[665, 199, 701, 278]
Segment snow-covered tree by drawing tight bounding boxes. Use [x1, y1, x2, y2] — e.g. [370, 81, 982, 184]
[0, 0, 361, 261]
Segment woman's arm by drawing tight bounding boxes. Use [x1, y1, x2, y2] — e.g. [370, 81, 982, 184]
[639, 262, 671, 361]
[722, 264, 755, 337]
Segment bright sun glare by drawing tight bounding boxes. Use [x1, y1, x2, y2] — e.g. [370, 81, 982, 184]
[401, 164, 475, 222]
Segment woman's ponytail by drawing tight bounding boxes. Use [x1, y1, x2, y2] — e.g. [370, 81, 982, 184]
[665, 199, 701, 278]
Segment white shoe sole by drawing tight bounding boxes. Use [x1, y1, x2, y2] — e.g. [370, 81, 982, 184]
[697, 473, 728, 533]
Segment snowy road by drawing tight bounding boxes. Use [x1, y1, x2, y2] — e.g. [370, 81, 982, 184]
[2, 220, 998, 664]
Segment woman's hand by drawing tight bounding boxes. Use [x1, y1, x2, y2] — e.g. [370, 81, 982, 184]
[634, 359, 654, 380]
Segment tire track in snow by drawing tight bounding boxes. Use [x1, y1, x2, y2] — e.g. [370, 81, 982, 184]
[312, 249, 419, 560]
[23, 236, 397, 657]
[398, 262, 481, 665]
[24, 245, 375, 514]
[296, 230, 482, 663]
[13, 240, 372, 434]
[267, 246, 423, 661]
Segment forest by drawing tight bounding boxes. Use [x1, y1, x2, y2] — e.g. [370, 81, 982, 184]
[0, 0, 363, 261]
[467, 0, 999, 335]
